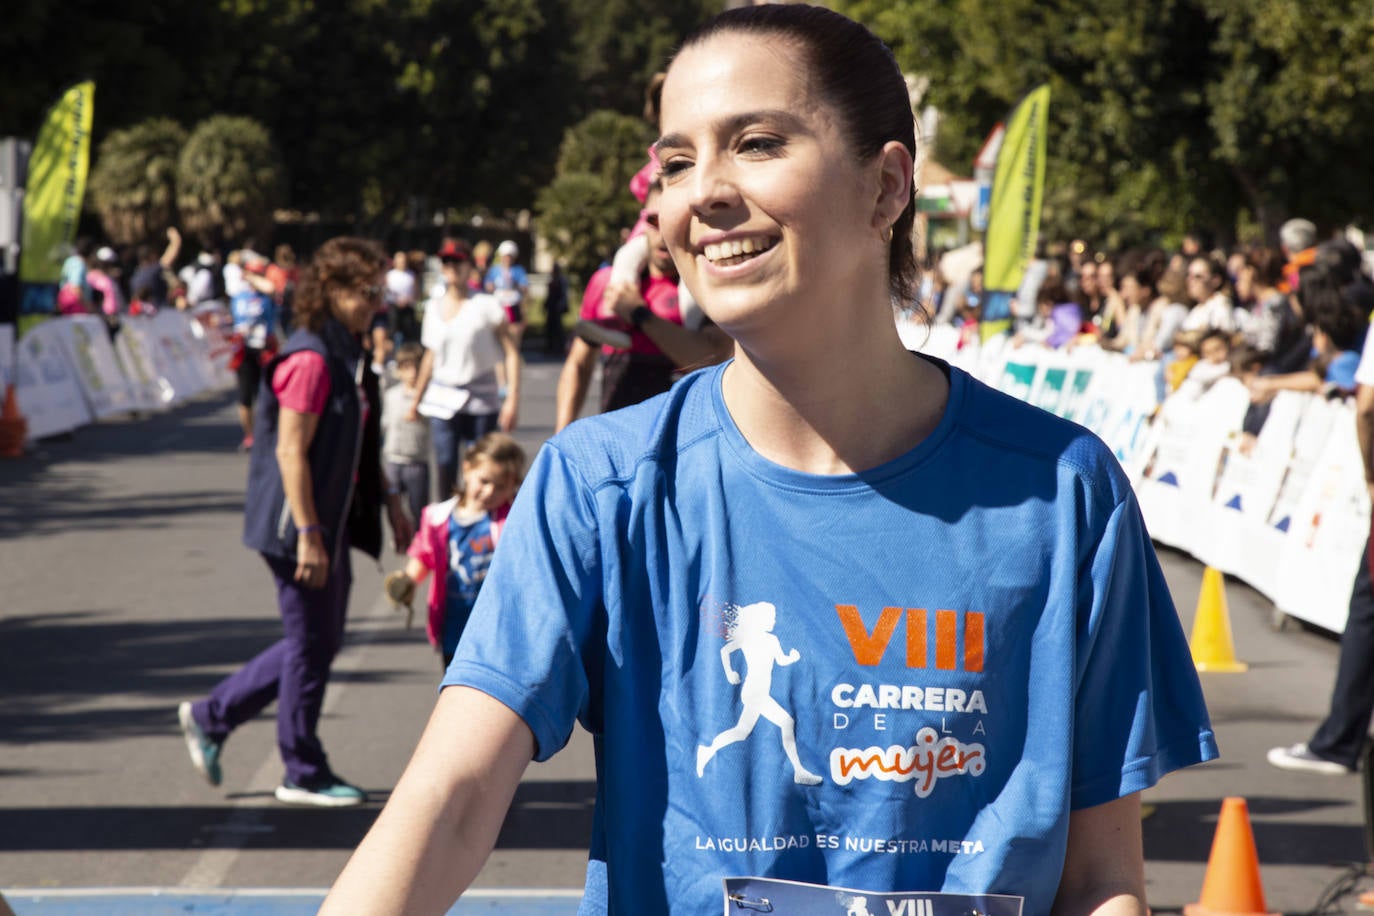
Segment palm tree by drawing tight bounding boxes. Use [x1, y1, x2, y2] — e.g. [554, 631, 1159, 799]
[87, 118, 187, 245]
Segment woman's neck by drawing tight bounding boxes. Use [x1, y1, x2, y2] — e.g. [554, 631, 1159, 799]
[722, 319, 948, 476]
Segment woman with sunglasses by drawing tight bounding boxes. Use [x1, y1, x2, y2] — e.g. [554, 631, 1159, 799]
[179, 236, 412, 807]
[409, 238, 522, 502]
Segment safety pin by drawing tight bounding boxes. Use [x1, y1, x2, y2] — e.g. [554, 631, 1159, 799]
[728, 892, 774, 912]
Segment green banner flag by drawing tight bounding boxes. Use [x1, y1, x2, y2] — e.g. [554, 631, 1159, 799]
[981, 83, 1050, 322]
[19, 81, 95, 286]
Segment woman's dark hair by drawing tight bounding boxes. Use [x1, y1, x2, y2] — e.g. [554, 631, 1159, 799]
[677, 4, 919, 305]
[1244, 245, 1285, 288]
[1299, 265, 1368, 352]
[1313, 239, 1364, 287]
[1118, 248, 1167, 296]
[293, 237, 388, 333]
[1037, 277, 1069, 306]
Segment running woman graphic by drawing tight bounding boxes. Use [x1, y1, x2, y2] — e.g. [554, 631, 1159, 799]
[696, 601, 823, 785]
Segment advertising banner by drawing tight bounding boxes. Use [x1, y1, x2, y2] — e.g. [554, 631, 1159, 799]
[18, 82, 94, 315]
[113, 323, 167, 410]
[54, 315, 138, 418]
[14, 318, 91, 439]
[980, 84, 1050, 328]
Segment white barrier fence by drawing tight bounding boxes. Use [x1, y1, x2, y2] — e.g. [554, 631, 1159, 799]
[901, 318, 1368, 635]
[5, 309, 236, 441]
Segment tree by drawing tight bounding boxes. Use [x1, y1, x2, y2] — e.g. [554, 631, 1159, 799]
[564, 0, 721, 114]
[177, 116, 286, 247]
[87, 118, 187, 246]
[1, 0, 719, 239]
[832, 0, 1374, 248]
[535, 110, 654, 281]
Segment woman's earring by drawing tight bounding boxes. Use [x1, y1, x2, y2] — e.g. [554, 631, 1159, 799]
[882, 224, 894, 244]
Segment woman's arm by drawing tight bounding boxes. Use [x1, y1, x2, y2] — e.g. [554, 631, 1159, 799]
[408, 348, 435, 422]
[1051, 793, 1147, 916]
[497, 322, 522, 432]
[320, 686, 535, 915]
[277, 407, 329, 589]
[160, 227, 182, 270]
[606, 280, 732, 370]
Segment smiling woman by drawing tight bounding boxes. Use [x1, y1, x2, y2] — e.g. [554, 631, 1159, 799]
[321, 7, 1217, 915]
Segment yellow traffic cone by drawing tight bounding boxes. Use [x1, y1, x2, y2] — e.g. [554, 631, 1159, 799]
[1190, 566, 1248, 672]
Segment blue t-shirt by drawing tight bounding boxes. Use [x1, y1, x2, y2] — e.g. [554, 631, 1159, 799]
[445, 359, 1218, 915]
[231, 289, 277, 349]
[60, 254, 88, 292]
[1326, 348, 1361, 392]
[443, 512, 496, 659]
[485, 264, 528, 313]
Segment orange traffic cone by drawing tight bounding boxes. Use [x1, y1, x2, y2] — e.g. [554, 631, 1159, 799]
[1184, 797, 1276, 916]
[0, 383, 25, 458]
[1190, 567, 1248, 672]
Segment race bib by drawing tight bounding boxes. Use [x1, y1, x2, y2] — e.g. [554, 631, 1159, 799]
[723, 878, 1023, 916]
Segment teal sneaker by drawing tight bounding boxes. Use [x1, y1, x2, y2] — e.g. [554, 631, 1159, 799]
[177, 702, 222, 786]
[274, 774, 366, 807]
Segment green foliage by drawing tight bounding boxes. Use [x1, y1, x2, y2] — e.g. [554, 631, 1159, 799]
[564, 0, 721, 114]
[87, 118, 188, 246]
[0, 0, 716, 235]
[177, 115, 286, 247]
[833, 0, 1374, 247]
[535, 110, 653, 281]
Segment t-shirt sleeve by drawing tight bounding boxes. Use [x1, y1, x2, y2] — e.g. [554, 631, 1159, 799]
[578, 268, 612, 321]
[272, 351, 331, 416]
[1069, 490, 1219, 809]
[441, 442, 603, 761]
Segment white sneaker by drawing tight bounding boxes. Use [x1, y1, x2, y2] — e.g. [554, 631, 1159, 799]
[1266, 742, 1354, 775]
[575, 320, 632, 350]
[274, 774, 367, 807]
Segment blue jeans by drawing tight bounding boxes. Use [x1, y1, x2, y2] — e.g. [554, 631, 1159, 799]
[430, 411, 499, 501]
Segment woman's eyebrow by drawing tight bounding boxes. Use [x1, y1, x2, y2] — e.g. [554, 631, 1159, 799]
[653, 109, 805, 157]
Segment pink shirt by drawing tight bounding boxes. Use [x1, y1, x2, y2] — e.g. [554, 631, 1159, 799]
[578, 268, 681, 357]
[273, 351, 331, 415]
[88, 270, 125, 316]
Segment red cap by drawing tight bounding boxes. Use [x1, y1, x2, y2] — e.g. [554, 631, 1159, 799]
[437, 239, 472, 263]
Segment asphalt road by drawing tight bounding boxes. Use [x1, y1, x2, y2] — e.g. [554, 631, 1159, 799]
[1, 351, 1371, 913]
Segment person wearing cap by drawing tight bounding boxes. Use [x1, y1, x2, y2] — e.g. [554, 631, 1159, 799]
[410, 238, 522, 501]
[87, 246, 126, 326]
[484, 239, 528, 349]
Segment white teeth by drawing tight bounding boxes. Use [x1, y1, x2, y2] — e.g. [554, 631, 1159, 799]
[702, 236, 774, 263]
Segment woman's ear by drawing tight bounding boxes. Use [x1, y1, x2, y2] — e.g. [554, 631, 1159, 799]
[873, 140, 914, 231]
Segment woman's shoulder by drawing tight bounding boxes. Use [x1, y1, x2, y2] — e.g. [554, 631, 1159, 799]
[549, 366, 723, 489]
[954, 368, 1129, 503]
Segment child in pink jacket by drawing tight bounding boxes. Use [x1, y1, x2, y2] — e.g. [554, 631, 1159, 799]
[384, 433, 525, 667]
